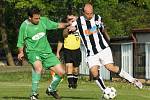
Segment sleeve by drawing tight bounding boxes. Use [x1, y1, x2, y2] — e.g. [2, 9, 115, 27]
[98, 15, 104, 30]
[17, 23, 25, 48]
[43, 17, 59, 30]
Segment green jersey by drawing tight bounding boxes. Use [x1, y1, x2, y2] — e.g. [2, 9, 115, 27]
[17, 17, 58, 53]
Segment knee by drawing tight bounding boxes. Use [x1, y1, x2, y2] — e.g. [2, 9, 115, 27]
[33, 61, 43, 73]
[90, 69, 99, 80]
[57, 70, 65, 77]
[74, 72, 79, 75]
[90, 70, 99, 78]
[74, 68, 79, 75]
[33, 67, 42, 74]
[105, 64, 119, 73]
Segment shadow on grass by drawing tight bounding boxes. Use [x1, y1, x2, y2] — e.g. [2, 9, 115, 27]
[61, 96, 97, 99]
[2, 96, 97, 100]
[2, 96, 29, 100]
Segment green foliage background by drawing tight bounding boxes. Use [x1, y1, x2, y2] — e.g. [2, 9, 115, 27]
[3, 0, 150, 53]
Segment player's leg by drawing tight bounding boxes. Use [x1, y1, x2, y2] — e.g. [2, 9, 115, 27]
[72, 49, 81, 89]
[101, 47, 143, 89]
[47, 64, 65, 99]
[66, 63, 74, 89]
[50, 70, 55, 78]
[90, 65, 106, 91]
[27, 53, 42, 100]
[87, 55, 107, 92]
[64, 49, 75, 88]
[43, 53, 65, 99]
[73, 67, 79, 89]
[105, 63, 143, 89]
[30, 61, 43, 100]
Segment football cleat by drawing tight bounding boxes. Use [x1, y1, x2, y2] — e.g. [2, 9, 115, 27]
[68, 84, 73, 89]
[30, 93, 39, 100]
[68, 84, 77, 89]
[72, 84, 77, 89]
[46, 88, 61, 100]
[133, 79, 143, 89]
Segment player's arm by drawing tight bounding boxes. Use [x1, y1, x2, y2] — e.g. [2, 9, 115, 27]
[44, 17, 72, 29]
[99, 16, 110, 42]
[56, 41, 63, 59]
[58, 15, 77, 29]
[42, 17, 67, 29]
[102, 28, 110, 41]
[58, 19, 75, 29]
[63, 28, 70, 38]
[17, 23, 25, 61]
[18, 47, 24, 61]
[100, 26, 110, 45]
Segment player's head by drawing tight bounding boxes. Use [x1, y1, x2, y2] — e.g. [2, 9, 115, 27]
[28, 7, 40, 25]
[83, 3, 93, 20]
[67, 15, 77, 23]
[67, 8, 77, 23]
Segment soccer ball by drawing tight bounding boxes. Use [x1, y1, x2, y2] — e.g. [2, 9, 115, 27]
[103, 87, 117, 99]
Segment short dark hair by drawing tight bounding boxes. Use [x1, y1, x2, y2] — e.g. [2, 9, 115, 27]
[61, 17, 67, 23]
[28, 7, 40, 17]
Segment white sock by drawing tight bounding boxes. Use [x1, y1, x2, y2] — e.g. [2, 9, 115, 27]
[119, 69, 135, 83]
[95, 76, 106, 91]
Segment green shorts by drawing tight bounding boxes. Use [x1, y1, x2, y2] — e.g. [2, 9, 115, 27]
[26, 51, 60, 69]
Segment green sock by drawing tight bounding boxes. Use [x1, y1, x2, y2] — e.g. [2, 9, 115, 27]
[49, 74, 62, 92]
[32, 69, 41, 95]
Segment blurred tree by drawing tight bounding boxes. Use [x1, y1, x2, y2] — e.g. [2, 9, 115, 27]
[0, 0, 15, 66]
[119, 0, 150, 8]
[92, 0, 150, 37]
[2, 0, 150, 66]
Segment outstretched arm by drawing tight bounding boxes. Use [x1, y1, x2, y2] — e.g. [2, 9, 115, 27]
[56, 41, 63, 59]
[58, 23, 70, 29]
[58, 15, 77, 29]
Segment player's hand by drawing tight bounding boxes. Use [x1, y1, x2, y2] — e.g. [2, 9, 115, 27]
[18, 52, 24, 61]
[67, 26, 76, 32]
[67, 15, 77, 22]
[67, 15, 77, 25]
[56, 52, 60, 59]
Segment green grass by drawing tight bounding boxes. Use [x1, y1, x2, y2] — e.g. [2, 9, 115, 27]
[0, 68, 150, 100]
[0, 80, 150, 100]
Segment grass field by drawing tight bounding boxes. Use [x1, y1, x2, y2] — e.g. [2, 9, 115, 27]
[0, 67, 150, 100]
[0, 79, 150, 100]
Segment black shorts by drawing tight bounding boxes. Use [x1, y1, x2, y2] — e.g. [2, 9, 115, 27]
[63, 48, 81, 67]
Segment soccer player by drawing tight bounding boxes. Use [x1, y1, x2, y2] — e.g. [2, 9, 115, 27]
[17, 7, 73, 100]
[67, 3, 143, 93]
[56, 15, 81, 89]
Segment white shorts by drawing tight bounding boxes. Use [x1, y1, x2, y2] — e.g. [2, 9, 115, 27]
[87, 47, 114, 68]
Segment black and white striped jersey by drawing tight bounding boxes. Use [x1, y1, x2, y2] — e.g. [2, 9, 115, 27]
[72, 14, 109, 56]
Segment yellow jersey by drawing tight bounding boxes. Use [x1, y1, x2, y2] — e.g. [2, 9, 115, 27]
[64, 32, 80, 50]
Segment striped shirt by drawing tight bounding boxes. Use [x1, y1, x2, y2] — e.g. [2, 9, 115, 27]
[72, 14, 109, 56]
